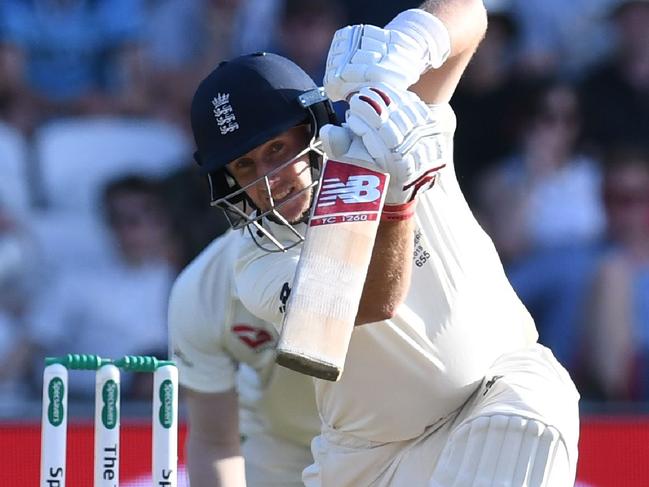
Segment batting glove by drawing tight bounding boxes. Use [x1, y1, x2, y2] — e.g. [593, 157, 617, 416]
[324, 9, 451, 102]
[344, 83, 447, 207]
[320, 124, 370, 167]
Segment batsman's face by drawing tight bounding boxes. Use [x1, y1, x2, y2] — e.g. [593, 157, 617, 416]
[227, 125, 314, 223]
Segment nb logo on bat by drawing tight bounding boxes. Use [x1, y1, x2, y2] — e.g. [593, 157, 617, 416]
[311, 160, 387, 226]
[317, 174, 382, 207]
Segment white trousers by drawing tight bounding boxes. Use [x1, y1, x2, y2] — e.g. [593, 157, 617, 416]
[303, 344, 580, 487]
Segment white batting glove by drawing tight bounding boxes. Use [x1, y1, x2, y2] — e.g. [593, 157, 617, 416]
[324, 9, 451, 102]
[320, 123, 369, 165]
[344, 83, 447, 207]
[319, 122, 409, 216]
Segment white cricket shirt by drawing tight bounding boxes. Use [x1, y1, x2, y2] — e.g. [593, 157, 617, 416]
[234, 104, 538, 444]
[168, 230, 319, 447]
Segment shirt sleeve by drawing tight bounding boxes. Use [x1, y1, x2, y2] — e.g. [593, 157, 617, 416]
[168, 262, 238, 394]
[234, 239, 301, 330]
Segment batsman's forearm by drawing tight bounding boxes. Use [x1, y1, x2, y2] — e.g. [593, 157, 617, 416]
[419, 0, 487, 56]
[356, 217, 414, 325]
[413, 0, 487, 103]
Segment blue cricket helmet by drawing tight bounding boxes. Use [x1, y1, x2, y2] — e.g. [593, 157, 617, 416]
[190, 52, 337, 204]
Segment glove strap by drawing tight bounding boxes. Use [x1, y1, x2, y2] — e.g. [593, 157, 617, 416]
[381, 200, 417, 222]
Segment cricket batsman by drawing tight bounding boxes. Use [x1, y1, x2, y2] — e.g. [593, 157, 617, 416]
[186, 0, 580, 485]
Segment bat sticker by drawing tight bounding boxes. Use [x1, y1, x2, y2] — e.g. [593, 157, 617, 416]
[310, 160, 388, 226]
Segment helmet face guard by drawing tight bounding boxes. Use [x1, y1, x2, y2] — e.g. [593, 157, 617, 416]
[191, 53, 338, 252]
[209, 135, 325, 252]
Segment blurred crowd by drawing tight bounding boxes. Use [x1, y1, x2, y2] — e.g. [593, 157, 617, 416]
[0, 0, 647, 412]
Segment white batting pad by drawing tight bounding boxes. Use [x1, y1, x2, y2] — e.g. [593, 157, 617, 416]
[429, 415, 570, 487]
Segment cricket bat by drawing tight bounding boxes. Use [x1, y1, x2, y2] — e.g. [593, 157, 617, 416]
[275, 157, 389, 381]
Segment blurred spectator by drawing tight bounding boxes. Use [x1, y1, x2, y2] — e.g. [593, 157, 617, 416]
[475, 79, 604, 370]
[26, 175, 179, 400]
[140, 0, 285, 132]
[579, 0, 649, 156]
[0, 0, 147, 135]
[230, 0, 284, 57]
[344, 0, 419, 27]
[582, 146, 649, 401]
[163, 161, 231, 270]
[0, 202, 41, 411]
[0, 121, 31, 214]
[193, 0, 285, 67]
[511, 0, 617, 78]
[452, 0, 526, 205]
[101, 174, 181, 270]
[139, 0, 210, 132]
[476, 79, 604, 261]
[271, 0, 348, 119]
[273, 0, 347, 84]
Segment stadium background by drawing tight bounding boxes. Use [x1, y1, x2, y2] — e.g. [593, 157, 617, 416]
[0, 0, 648, 485]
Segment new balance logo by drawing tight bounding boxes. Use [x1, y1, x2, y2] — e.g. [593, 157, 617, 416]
[317, 174, 382, 208]
[212, 93, 239, 135]
[311, 160, 387, 224]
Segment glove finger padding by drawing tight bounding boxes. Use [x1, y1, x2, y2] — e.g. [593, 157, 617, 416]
[324, 24, 422, 102]
[319, 124, 352, 160]
[347, 85, 398, 165]
[347, 83, 412, 130]
[347, 83, 433, 155]
[360, 24, 390, 46]
[343, 85, 448, 205]
[348, 87, 392, 130]
[323, 10, 451, 102]
[349, 49, 382, 67]
[320, 123, 378, 170]
[345, 112, 390, 166]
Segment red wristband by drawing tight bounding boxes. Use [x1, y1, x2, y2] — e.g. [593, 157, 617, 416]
[381, 200, 417, 221]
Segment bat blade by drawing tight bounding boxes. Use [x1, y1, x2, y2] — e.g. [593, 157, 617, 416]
[276, 158, 388, 381]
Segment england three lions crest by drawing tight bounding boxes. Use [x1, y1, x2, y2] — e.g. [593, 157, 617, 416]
[212, 93, 239, 135]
